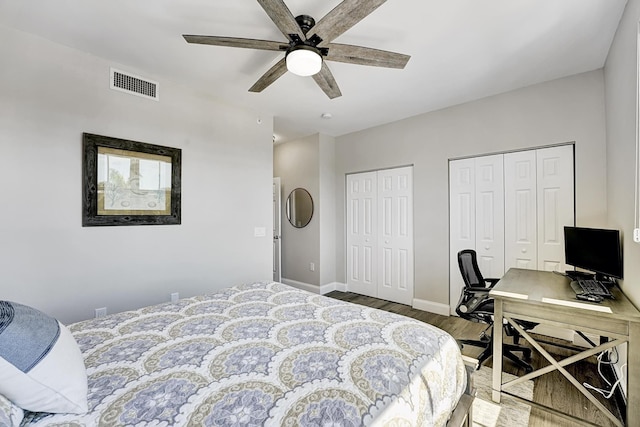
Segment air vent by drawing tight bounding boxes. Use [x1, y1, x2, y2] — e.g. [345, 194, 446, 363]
[110, 68, 159, 101]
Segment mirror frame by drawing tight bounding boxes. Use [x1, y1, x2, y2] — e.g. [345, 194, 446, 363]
[286, 188, 314, 228]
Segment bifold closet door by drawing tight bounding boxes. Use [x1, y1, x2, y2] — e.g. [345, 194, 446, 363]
[504, 150, 538, 269]
[449, 155, 504, 314]
[346, 171, 378, 298]
[376, 167, 414, 305]
[535, 145, 574, 271]
[474, 155, 505, 276]
[346, 167, 414, 305]
[504, 145, 574, 271]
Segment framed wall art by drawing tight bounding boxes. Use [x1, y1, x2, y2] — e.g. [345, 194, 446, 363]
[82, 133, 181, 226]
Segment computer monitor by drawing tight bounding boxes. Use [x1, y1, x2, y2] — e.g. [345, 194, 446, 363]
[563, 226, 623, 280]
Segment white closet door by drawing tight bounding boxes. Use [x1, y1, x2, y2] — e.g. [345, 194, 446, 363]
[346, 172, 378, 297]
[377, 167, 414, 305]
[449, 158, 476, 314]
[536, 145, 574, 271]
[504, 150, 537, 270]
[449, 145, 574, 314]
[474, 155, 505, 279]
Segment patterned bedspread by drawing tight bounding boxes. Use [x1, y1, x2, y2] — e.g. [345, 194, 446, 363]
[22, 282, 466, 426]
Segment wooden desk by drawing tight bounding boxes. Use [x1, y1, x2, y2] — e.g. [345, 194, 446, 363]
[490, 268, 640, 427]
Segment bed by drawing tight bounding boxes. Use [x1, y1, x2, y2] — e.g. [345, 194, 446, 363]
[3, 282, 471, 426]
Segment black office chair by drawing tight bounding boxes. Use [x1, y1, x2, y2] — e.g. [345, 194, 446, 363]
[456, 249, 535, 372]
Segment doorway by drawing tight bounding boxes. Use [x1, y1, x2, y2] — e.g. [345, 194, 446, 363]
[273, 177, 281, 282]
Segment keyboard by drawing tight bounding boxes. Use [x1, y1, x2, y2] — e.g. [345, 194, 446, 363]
[572, 279, 613, 298]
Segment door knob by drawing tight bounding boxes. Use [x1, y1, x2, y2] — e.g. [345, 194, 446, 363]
[521, 248, 527, 253]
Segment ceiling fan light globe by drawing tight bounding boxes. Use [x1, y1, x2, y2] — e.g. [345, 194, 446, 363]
[286, 46, 322, 76]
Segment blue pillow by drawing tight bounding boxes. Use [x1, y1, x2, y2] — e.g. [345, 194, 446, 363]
[0, 301, 88, 414]
[0, 301, 60, 372]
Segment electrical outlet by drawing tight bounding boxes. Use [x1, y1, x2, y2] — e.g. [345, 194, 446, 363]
[171, 292, 179, 303]
[309, 262, 315, 272]
[634, 228, 640, 243]
[95, 307, 107, 318]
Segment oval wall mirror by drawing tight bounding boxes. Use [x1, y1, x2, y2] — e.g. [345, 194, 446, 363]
[286, 188, 314, 228]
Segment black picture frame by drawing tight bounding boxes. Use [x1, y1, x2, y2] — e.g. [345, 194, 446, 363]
[82, 133, 181, 226]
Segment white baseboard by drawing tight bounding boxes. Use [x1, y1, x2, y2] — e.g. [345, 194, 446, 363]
[319, 282, 346, 294]
[280, 279, 346, 295]
[280, 278, 320, 294]
[412, 298, 450, 316]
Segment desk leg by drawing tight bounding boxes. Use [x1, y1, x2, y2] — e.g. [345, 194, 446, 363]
[492, 298, 503, 403]
[629, 322, 640, 427]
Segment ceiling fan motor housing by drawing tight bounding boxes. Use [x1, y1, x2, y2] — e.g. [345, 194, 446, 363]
[295, 15, 315, 34]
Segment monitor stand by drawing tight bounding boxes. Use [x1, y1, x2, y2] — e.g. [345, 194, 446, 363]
[565, 270, 594, 281]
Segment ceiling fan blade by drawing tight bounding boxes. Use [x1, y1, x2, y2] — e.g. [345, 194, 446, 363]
[309, 0, 387, 45]
[257, 0, 306, 41]
[326, 43, 410, 69]
[183, 35, 285, 52]
[249, 58, 288, 93]
[312, 63, 342, 99]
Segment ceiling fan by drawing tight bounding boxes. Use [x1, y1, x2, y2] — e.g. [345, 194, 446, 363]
[183, 0, 410, 99]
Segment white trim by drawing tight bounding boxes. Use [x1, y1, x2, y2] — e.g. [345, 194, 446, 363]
[280, 278, 321, 294]
[319, 282, 347, 294]
[334, 282, 348, 292]
[412, 298, 450, 316]
[280, 279, 347, 295]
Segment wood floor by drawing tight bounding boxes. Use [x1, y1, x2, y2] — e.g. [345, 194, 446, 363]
[326, 291, 623, 427]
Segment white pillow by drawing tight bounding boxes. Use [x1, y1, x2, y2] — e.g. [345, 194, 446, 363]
[0, 301, 88, 414]
[0, 394, 24, 427]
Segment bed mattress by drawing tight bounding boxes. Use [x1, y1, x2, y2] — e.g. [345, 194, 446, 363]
[21, 282, 466, 426]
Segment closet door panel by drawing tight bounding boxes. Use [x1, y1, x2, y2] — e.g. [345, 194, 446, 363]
[449, 159, 476, 314]
[346, 172, 378, 297]
[537, 145, 574, 272]
[377, 167, 414, 305]
[505, 150, 537, 270]
[474, 155, 505, 278]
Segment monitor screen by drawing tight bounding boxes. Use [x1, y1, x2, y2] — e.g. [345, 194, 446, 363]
[563, 226, 623, 279]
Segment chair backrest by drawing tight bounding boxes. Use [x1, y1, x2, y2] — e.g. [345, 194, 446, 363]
[455, 249, 494, 320]
[457, 249, 485, 289]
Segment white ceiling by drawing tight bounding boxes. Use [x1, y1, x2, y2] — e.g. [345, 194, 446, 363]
[0, 0, 627, 143]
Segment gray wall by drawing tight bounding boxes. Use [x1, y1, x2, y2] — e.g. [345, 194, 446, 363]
[319, 134, 337, 286]
[335, 70, 608, 307]
[0, 26, 274, 324]
[605, 0, 640, 309]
